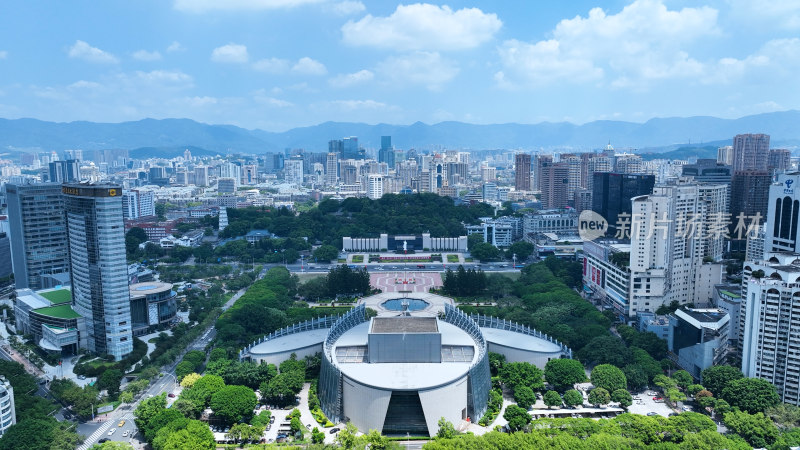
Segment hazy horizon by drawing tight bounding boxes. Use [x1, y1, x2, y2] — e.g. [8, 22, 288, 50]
[1, 1, 799, 131]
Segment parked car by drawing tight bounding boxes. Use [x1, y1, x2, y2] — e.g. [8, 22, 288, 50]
[168, 393, 176, 398]
[647, 412, 659, 417]
[329, 427, 341, 434]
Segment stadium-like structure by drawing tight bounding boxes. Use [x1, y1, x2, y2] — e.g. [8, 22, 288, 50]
[240, 293, 571, 436]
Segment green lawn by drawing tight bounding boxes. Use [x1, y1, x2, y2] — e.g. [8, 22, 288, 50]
[39, 289, 72, 304]
[33, 304, 81, 319]
[352, 255, 364, 263]
[447, 255, 460, 263]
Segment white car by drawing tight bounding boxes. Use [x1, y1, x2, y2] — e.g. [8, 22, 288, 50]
[122, 430, 129, 437]
[108, 428, 117, 436]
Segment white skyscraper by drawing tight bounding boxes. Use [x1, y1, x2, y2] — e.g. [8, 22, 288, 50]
[64, 184, 133, 360]
[740, 253, 800, 405]
[367, 174, 384, 200]
[285, 157, 304, 186]
[765, 172, 800, 254]
[627, 179, 725, 315]
[325, 153, 339, 186]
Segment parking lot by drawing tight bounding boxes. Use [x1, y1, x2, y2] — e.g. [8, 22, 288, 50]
[627, 391, 676, 417]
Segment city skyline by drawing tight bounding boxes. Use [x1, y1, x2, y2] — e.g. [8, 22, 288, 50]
[0, 0, 799, 130]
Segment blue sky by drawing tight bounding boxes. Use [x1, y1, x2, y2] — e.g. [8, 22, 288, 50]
[0, 0, 798, 131]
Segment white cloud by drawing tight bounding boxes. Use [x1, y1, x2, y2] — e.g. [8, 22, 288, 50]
[253, 90, 294, 107]
[728, 0, 800, 30]
[495, 0, 718, 89]
[68, 80, 102, 90]
[377, 52, 459, 90]
[128, 70, 194, 87]
[211, 44, 249, 63]
[68, 40, 119, 64]
[330, 1, 365, 15]
[174, 0, 322, 13]
[167, 41, 185, 52]
[184, 96, 218, 107]
[329, 69, 373, 87]
[324, 99, 393, 111]
[0, 51, 7, 59]
[252, 57, 291, 73]
[291, 57, 327, 75]
[705, 38, 800, 84]
[342, 4, 501, 51]
[132, 50, 162, 61]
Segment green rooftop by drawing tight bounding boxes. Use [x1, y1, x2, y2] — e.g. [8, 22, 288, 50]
[719, 290, 741, 299]
[39, 289, 72, 305]
[33, 305, 81, 320]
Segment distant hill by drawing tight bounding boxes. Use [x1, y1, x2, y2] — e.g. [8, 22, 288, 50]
[1, 110, 799, 157]
[640, 144, 723, 161]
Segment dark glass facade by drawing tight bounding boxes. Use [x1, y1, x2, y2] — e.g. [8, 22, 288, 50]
[592, 172, 655, 235]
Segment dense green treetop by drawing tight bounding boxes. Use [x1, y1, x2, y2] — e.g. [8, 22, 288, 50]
[221, 194, 494, 245]
[701, 365, 743, 397]
[721, 377, 780, 414]
[590, 364, 627, 393]
[544, 358, 587, 391]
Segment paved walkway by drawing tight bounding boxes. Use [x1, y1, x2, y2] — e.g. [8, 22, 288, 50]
[369, 272, 443, 293]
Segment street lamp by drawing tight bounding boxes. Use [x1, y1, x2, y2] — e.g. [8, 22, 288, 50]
[512, 253, 517, 269]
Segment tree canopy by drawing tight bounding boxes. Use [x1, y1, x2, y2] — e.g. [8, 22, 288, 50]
[590, 364, 627, 393]
[544, 358, 586, 392]
[721, 377, 780, 414]
[701, 365, 743, 397]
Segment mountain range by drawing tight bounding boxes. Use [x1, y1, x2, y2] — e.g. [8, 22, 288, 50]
[1, 110, 799, 158]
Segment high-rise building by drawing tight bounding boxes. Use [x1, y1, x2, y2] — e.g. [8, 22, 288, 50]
[482, 182, 497, 202]
[343, 137, 360, 159]
[717, 146, 734, 166]
[768, 149, 791, 173]
[242, 164, 257, 185]
[446, 162, 468, 186]
[194, 166, 209, 187]
[48, 160, 80, 183]
[563, 154, 582, 201]
[6, 183, 70, 290]
[732, 133, 770, 172]
[615, 154, 643, 174]
[122, 191, 139, 220]
[122, 189, 155, 220]
[63, 183, 132, 360]
[429, 157, 447, 194]
[627, 180, 725, 315]
[514, 153, 532, 191]
[592, 173, 655, 235]
[325, 153, 339, 186]
[378, 136, 394, 168]
[284, 157, 304, 185]
[0, 376, 15, 436]
[765, 172, 800, 253]
[730, 170, 771, 241]
[481, 166, 496, 182]
[741, 253, 800, 405]
[681, 159, 732, 185]
[538, 161, 569, 209]
[367, 174, 384, 200]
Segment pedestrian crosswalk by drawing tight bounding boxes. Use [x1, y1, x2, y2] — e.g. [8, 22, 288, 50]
[77, 413, 132, 450]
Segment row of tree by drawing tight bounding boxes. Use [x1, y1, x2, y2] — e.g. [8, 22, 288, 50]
[221, 194, 495, 246]
[0, 360, 82, 450]
[442, 266, 487, 297]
